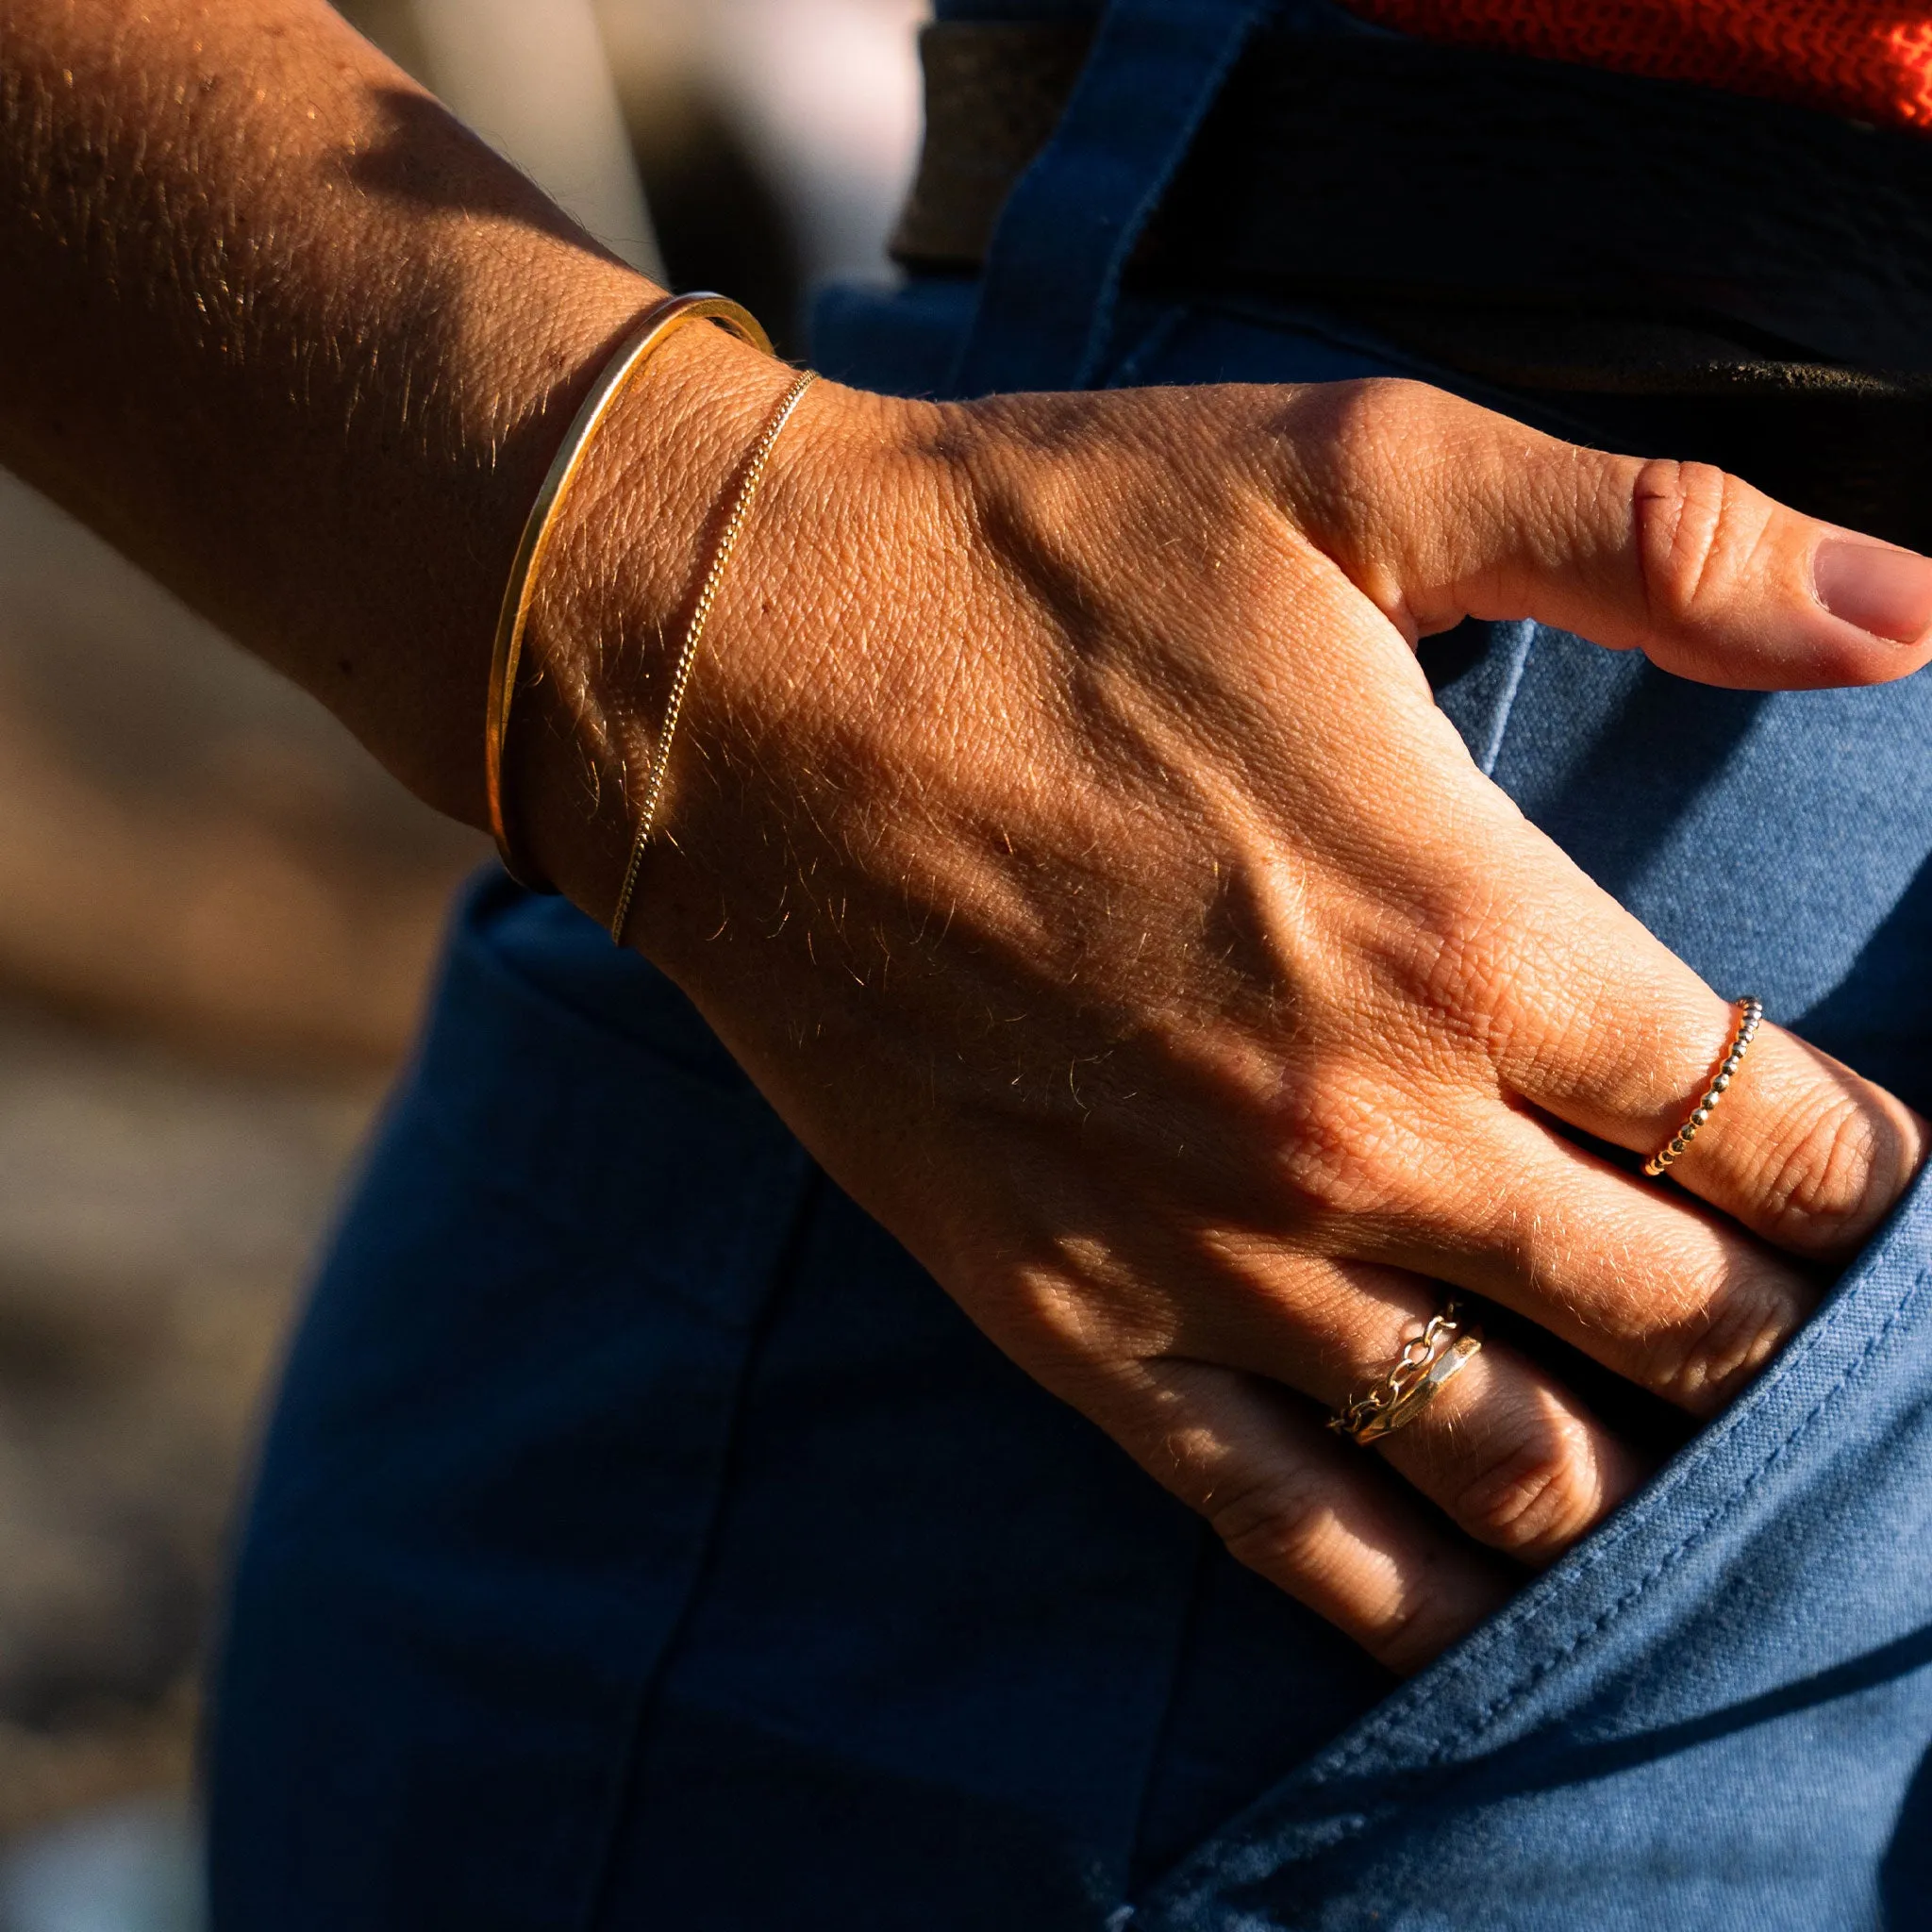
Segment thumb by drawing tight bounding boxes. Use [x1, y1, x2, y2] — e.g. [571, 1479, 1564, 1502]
[1277, 377, 1932, 691]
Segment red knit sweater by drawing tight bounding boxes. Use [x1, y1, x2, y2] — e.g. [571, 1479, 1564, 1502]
[1342, 2, 1932, 135]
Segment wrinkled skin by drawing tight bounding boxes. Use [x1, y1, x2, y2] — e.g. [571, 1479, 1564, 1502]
[4, 0, 1928, 1675]
[519, 355, 1932, 1671]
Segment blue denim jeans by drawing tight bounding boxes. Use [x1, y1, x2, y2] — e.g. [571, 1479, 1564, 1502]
[207, 6, 1932, 1925]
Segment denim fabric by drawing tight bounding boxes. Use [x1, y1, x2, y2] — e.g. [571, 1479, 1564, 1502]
[208, 7, 1932, 1927]
[949, 0, 1272, 393]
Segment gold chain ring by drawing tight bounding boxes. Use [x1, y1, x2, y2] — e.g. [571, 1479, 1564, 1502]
[1328, 1301, 1484, 1447]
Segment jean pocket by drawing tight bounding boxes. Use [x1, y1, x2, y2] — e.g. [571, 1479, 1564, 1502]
[209, 881, 816, 1931]
[1141, 1159, 1932, 1932]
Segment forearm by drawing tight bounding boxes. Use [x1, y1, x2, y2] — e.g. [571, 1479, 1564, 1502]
[10, 1, 1930, 1675]
[0, 0, 768, 826]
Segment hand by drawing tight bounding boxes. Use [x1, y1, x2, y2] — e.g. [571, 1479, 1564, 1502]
[524, 347, 1932, 1671]
[7, 0, 1921, 1676]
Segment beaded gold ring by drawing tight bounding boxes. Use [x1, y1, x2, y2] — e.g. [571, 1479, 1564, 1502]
[1643, 995, 1764, 1178]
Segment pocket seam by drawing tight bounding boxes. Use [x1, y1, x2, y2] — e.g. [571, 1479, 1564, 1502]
[1310, 1257, 1932, 1790]
[1433, 1261, 1930, 1761]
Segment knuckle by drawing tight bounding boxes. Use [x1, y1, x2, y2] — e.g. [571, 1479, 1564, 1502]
[1450, 1412, 1605, 1557]
[1630, 457, 1773, 628]
[1746, 1089, 1910, 1257]
[1208, 1467, 1471, 1675]
[1362, 1588, 1470, 1677]
[1288, 376, 1445, 510]
[1648, 1274, 1798, 1412]
[1383, 890, 1536, 1052]
[1268, 1074, 1420, 1223]
[1316, 374, 1435, 457]
[1208, 1469, 1332, 1576]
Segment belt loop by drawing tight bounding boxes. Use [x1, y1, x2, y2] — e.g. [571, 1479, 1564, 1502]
[947, 0, 1273, 398]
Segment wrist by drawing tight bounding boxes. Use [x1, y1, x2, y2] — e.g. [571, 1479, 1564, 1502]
[508, 330, 950, 964]
[506, 320, 798, 920]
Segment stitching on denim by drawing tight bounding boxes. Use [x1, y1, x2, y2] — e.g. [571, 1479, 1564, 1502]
[1430, 1274, 1924, 1754]
[1307, 1261, 1930, 1790]
[575, 1172, 827, 1932]
[1477, 620, 1537, 777]
[1142, 1264, 1932, 1914]
[1309, 1280, 1840, 1775]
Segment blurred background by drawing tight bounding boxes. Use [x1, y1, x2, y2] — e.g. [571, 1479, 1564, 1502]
[0, 2, 924, 1924]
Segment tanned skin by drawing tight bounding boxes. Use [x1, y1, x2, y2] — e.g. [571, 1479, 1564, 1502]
[4, 0, 1928, 1666]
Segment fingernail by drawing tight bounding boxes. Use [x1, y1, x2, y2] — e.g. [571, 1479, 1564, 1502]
[1813, 539, 1932, 644]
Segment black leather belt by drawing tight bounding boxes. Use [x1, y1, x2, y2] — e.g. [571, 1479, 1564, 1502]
[893, 24, 1932, 550]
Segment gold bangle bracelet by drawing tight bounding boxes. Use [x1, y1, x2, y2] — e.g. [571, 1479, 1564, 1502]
[484, 292, 774, 891]
[608, 367, 818, 947]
